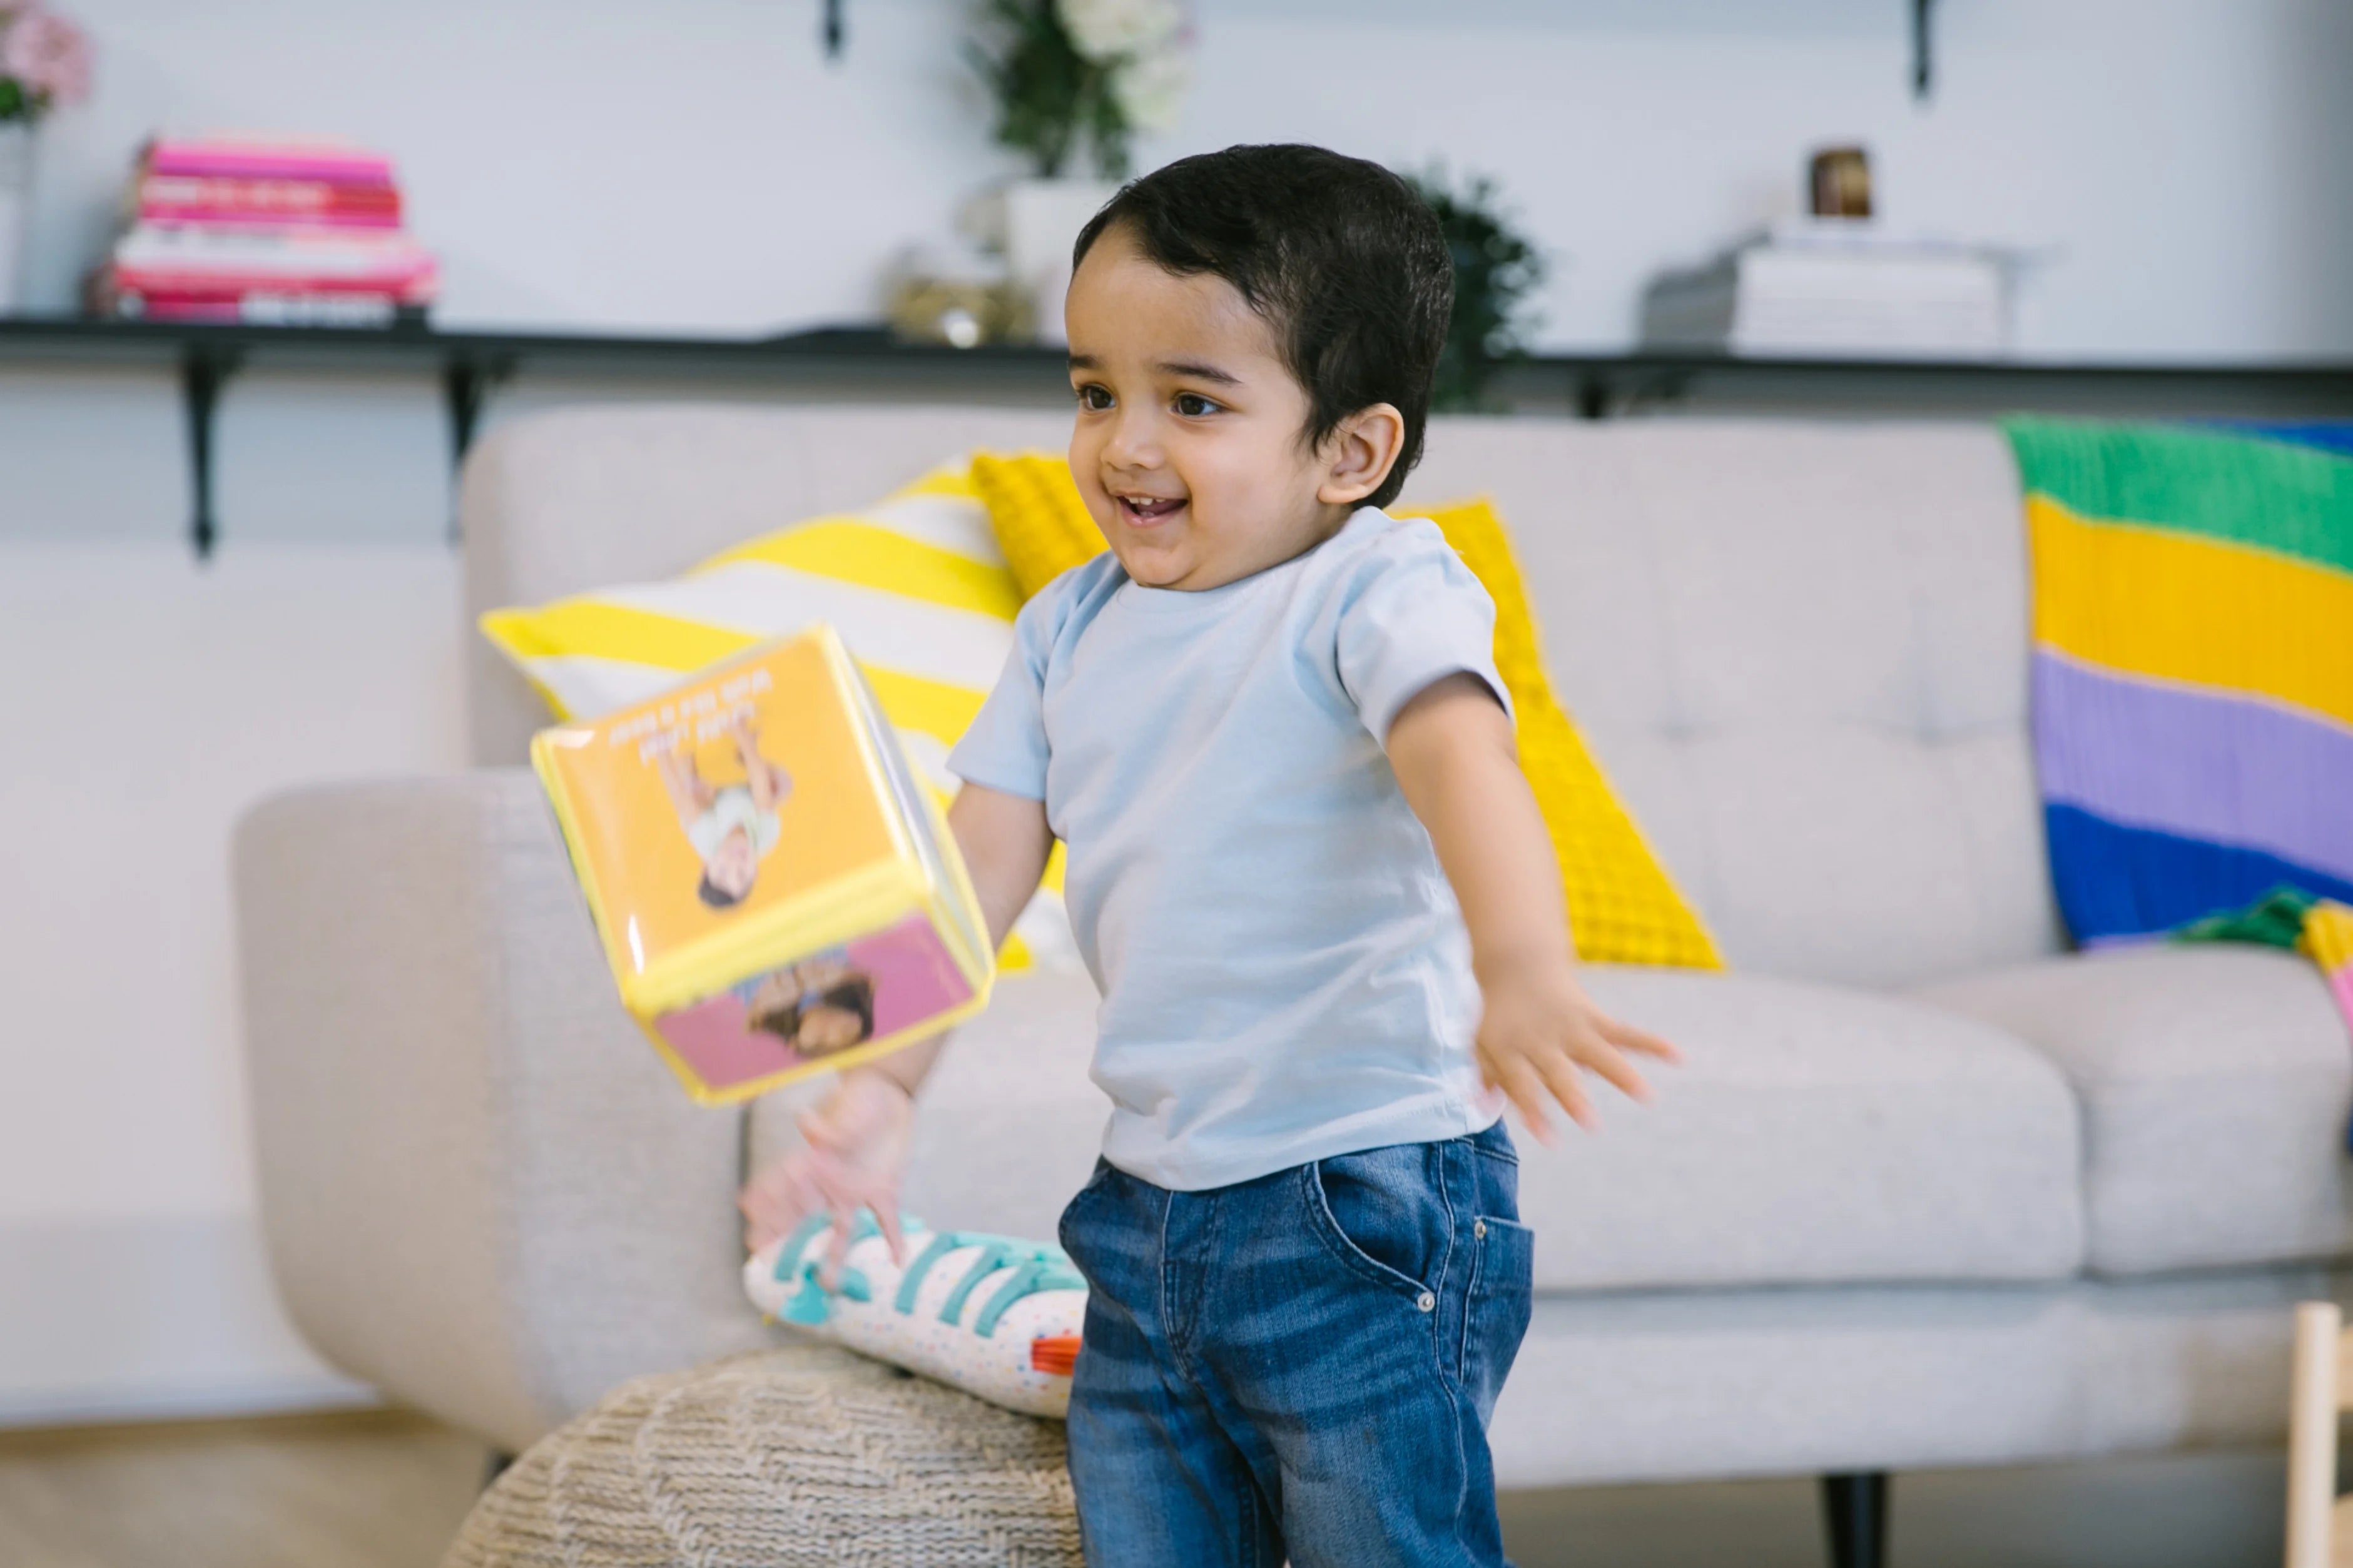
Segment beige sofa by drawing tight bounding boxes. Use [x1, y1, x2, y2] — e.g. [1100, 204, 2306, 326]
[234, 405, 2349, 1552]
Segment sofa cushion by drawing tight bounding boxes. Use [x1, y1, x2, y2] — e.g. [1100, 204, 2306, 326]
[1405, 418, 2063, 989]
[757, 965, 2085, 1293]
[1530, 967, 2084, 1290]
[1914, 945, 2353, 1276]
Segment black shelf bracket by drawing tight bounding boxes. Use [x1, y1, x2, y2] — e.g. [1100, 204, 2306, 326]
[825, 0, 845, 58]
[1913, 0, 1936, 99]
[442, 352, 517, 542]
[442, 353, 516, 469]
[179, 344, 243, 560]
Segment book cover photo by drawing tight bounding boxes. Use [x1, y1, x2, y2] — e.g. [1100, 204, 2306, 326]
[532, 625, 995, 1103]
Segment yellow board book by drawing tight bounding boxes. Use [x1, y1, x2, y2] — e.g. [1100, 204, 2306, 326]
[531, 625, 996, 1105]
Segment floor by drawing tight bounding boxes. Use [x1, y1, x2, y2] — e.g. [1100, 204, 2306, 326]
[0, 1411, 485, 1568]
[0, 1409, 2294, 1567]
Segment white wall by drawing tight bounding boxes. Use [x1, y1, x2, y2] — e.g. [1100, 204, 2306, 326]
[0, 537, 467, 1422]
[0, 0, 2348, 1426]
[17, 0, 2353, 358]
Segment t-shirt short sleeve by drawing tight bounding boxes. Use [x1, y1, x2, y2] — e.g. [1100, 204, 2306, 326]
[1334, 518, 1512, 741]
[948, 583, 1057, 801]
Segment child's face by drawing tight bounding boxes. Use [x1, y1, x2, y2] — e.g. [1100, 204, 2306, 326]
[1065, 225, 1399, 592]
[706, 827, 758, 898]
[796, 1004, 865, 1056]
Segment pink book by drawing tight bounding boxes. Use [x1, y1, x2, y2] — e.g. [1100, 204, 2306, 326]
[139, 174, 402, 228]
[138, 205, 405, 231]
[146, 136, 397, 185]
[110, 264, 437, 304]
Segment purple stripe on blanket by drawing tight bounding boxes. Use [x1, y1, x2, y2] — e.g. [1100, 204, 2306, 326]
[2033, 650, 2353, 888]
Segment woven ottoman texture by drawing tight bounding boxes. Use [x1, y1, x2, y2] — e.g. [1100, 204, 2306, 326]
[442, 1343, 1082, 1567]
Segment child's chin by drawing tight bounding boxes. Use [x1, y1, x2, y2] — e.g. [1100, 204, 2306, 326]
[1111, 542, 1192, 589]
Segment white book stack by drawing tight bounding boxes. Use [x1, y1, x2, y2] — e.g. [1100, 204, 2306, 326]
[1642, 220, 2017, 360]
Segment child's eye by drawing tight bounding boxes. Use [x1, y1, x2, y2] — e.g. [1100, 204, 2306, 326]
[1075, 383, 1114, 412]
[1173, 392, 1221, 417]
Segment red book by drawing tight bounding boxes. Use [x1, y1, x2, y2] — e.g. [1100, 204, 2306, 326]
[138, 174, 402, 230]
[108, 262, 437, 305]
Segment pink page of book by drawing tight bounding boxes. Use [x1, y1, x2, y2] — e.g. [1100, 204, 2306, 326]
[652, 911, 977, 1096]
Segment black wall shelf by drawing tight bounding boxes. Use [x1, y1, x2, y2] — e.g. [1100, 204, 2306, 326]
[4, 316, 2351, 557]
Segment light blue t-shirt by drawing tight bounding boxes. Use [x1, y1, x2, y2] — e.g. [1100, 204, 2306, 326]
[947, 507, 1511, 1191]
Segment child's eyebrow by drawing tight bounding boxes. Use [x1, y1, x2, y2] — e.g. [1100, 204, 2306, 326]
[1156, 359, 1242, 387]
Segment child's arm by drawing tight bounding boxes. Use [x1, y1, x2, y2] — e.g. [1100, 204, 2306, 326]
[738, 782, 1052, 1268]
[731, 714, 791, 813]
[1385, 674, 1680, 1139]
[653, 742, 713, 832]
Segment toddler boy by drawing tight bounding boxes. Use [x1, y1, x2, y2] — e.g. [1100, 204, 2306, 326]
[741, 143, 1675, 1567]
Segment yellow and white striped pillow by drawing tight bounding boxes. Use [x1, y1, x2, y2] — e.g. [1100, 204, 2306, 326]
[479, 463, 1077, 970]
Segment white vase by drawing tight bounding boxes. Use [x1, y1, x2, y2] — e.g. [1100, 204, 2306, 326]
[0, 121, 31, 315]
[996, 177, 1119, 346]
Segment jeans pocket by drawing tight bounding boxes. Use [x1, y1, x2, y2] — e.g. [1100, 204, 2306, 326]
[1305, 1144, 1444, 1300]
[1057, 1159, 1117, 1268]
[1460, 1215, 1534, 1424]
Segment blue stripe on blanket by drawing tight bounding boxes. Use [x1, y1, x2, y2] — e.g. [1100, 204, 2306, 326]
[2046, 803, 2353, 943]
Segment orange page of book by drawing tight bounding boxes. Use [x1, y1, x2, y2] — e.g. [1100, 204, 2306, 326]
[546, 635, 900, 975]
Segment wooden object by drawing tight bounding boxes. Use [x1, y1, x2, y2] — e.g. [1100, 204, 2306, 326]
[1809, 147, 1874, 219]
[2284, 1301, 2353, 1568]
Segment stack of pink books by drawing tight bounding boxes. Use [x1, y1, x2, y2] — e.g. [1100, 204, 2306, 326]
[90, 136, 439, 326]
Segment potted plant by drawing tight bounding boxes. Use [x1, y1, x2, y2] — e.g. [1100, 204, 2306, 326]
[969, 0, 1190, 342]
[0, 2, 91, 312]
[1406, 169, 1547, 412]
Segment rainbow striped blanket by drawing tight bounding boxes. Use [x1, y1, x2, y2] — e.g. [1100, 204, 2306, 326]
[2005, 418, 2353, 1028]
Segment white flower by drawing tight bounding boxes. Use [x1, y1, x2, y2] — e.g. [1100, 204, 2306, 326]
[1110, 46, 1188, 134]
[1055, 0, 1181, 64]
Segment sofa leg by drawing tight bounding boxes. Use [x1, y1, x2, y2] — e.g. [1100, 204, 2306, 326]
[1820, 1471, 1889, 1568]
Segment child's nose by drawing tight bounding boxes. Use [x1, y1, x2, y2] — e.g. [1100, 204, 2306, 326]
[1102, 410, 1162, 469]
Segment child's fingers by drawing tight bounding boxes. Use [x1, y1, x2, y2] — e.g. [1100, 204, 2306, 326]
[1534, 1049, 1600, 1132]
[796, 1103, 845, 1150]
[1573, 1034, 1654, 1104]
[738, 1161, 809, 1253]
[1488, 1053, 1556, 1145]
[818, 1204, 856, 1289]
[873, 1200, 908, 1265]
[1603, 1017, 1682, 1064]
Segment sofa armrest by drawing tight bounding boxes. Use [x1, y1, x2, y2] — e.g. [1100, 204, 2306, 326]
[233, 771, 771, 1453]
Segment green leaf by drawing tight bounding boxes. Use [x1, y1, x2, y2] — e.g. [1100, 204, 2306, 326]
[1406, 168, 1548, 412]
[968, 0, 1134, 180]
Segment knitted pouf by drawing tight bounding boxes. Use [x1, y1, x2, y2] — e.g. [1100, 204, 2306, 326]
[442, 1343, 1082, 1568]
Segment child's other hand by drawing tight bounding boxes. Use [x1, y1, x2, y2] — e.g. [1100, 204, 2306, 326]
[738, 1066, 917, 1283]
[1473, 958, 1680, 1143]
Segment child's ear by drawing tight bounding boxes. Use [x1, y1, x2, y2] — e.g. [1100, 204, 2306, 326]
[1315, 403, 1407, 508]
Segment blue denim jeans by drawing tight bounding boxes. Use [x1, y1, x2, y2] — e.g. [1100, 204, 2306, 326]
[1057, 1121, 1534, 1568]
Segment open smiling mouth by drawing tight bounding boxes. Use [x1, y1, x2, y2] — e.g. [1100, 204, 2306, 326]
[1115, 495, 1187, 527]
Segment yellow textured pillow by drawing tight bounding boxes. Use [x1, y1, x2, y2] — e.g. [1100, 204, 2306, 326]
[970, 451, 1107, 599]
[1413, 497, 1722, 970]
[967, 457, 1721, 969]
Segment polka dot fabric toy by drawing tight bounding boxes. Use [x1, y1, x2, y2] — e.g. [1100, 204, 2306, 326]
[745, 1211, 1086, 1418]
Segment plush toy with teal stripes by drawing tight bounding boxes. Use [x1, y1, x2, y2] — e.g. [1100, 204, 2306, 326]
[745, 1210, 1087, 1417]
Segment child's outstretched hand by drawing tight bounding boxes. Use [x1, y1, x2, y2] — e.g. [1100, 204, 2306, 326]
[738, 1066, 917, 1284]
[1473, 956, 1681, 1142]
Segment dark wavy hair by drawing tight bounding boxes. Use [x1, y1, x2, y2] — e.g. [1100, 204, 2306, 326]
[748, 973, 875, 1056]
[1072, 144, 1453, 512]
